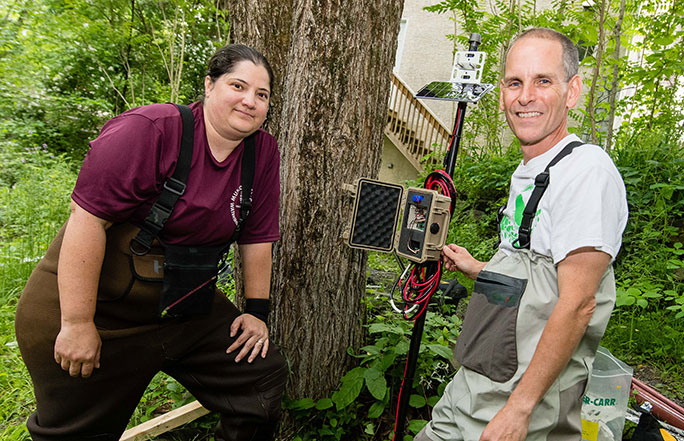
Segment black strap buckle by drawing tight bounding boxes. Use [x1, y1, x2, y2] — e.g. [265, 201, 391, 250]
[513, 225, 531, 249]
[512, 236, 529, 250]
[163, 177, 187, 196]
[534, 172, 550, 187]
[130, 235, 152, 256]
[239, 200, 252, 217]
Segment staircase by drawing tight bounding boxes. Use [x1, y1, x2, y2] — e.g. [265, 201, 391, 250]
[385, 73, 451, 172]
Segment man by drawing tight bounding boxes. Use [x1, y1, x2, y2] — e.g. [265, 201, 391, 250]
[415, 28, 628, 441]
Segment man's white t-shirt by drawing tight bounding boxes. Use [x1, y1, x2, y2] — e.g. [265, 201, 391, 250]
[498, 134, 628, 264]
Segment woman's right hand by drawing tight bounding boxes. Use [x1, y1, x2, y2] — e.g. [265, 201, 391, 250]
[54, 320, 102, 378]
[55, 201, 110, 378]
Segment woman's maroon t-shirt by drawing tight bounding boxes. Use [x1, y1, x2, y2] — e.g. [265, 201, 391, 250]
[72, 102, 280, 246]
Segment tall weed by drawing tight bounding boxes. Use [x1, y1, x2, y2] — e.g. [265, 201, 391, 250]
[284, 297, 461, 441]
[0, 141, 76, 301]
[611, 130, 684, 316]
[0, 141, 76, 438]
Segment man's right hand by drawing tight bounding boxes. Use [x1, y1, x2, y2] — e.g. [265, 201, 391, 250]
[54, 321, 102, 378]
[441, 244, 487, 280]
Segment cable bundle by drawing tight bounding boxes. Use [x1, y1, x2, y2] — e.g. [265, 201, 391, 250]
[425, 169, 457, 214]
[399, 170, 456, 320]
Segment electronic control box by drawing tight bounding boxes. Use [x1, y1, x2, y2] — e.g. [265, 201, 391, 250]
[344, 178, 451, 263]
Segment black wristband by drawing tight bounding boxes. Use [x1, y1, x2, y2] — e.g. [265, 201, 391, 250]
[245, 298, 270, 324]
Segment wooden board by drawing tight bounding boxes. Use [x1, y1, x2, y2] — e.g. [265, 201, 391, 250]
[120, 401, 210, 441]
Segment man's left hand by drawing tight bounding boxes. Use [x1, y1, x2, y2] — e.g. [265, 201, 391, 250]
[226, 313, 269, 363]
[479, 404, 531, 441]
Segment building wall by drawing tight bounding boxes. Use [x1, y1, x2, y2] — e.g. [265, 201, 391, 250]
[395, 0, 456, 131]
[378, 0, 456, 185]
[378, 136, 419, 184]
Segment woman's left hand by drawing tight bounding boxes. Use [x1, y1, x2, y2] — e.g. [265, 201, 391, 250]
[227, 313, 269, 363]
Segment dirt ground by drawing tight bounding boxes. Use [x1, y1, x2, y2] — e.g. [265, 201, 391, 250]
[632, 363, 684, 408]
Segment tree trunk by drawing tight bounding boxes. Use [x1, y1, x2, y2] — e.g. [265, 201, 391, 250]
[605, 0, 626, 151]
[225, 0, 405, 400]
[587, 0, 607, 145]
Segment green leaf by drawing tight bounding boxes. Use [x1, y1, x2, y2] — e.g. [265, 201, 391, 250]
[616, 294, 635, 307]
[428, 344, 453, 360]
[288, 397, 316, 410]
[315, 398, 333, 410]
[364, 367, 387, 400]
[332, 367, 364, 410]
[636, 298, 648, 309]
[380, 352, 398, 371]
[407, 419, 428, 434]
[626, 287, 642, 297]
[360, 345, 381, 355]
[368, 401, 386, 419]
[369, 323, 405, 335]
[341, 366, 366, 383]
[395, 340, 410, 355]
[642, 291, 662, 298]
[409, 394, 427, 408]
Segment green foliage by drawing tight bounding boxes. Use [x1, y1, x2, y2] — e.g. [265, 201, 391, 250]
[0, 301, 33, 441]
[284, 298, 461, 441]
[611, 131, 683, 294]
[602, 310, 684, 403]
[615, 0, 684, 141]
[0, 0, 228, 159]
[605, 130, 684, 356]
[444, 147, 521, 264]
[0, 143, 76, 438]
[424, 0, 684, 151]
[0, 140, 77, 296]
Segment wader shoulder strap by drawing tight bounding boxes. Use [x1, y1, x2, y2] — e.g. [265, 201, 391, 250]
[131, 104, 194, 255]
[130, 104, 258, 255]
[231, 133, 256, 244]
[512, 140, 584, 250]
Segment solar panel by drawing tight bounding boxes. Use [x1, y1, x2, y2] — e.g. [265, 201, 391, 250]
[415, 81, 494, 103]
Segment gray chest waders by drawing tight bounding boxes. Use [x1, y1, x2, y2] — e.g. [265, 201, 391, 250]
[422, 141, 616, 441]
[455, 141, 584, 382]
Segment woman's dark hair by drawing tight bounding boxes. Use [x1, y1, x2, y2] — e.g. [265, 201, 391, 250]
[206, 44, 274, 92]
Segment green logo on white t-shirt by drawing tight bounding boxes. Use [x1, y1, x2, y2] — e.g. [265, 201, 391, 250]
[500, 184, 541, 244]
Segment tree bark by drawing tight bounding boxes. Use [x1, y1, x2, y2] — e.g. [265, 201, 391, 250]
[225, 0, 405, 399]
[605, 0, 626, 151]
[587, 0, 608, 145]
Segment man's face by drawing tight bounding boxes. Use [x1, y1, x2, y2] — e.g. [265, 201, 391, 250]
[499, 37, 581, 154]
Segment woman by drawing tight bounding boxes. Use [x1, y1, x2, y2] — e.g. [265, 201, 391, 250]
[15, 44, 287, 441]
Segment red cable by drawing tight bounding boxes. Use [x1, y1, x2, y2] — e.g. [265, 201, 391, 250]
[392, 352, 413, 441]
[393, 169, 455, 438]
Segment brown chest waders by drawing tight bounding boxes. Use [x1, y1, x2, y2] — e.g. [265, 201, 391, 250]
[15, 105, 286, 441]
